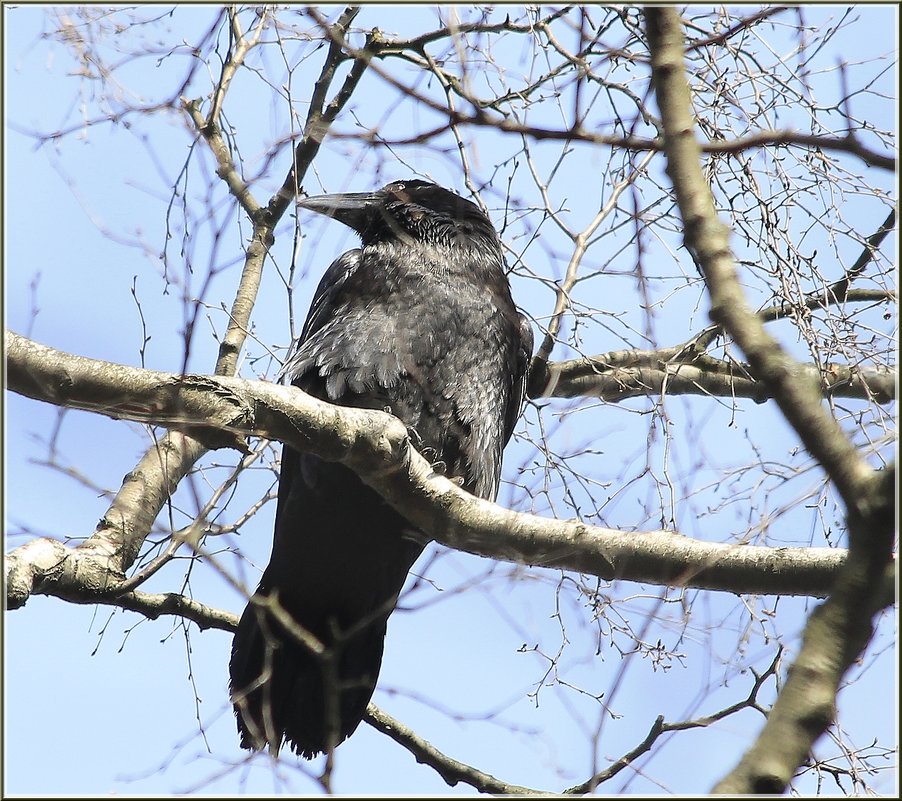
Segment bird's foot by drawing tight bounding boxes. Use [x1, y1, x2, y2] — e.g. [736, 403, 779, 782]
[429, 460, 465, 487]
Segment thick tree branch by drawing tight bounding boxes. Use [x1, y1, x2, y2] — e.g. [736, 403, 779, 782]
[533, 333, 896, 405]
[712, 467, 897, 794]
[645, 8, 883, 521]
[7, 331, 894, 613]
[105, 591, 240, 632]
[644, 7, 897, 794]
[537, 349, 895, 404]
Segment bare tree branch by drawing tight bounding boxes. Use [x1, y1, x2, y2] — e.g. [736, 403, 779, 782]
[565, 648, 781, 793]
[8, 330, 889, 612]
[534, 152, 655, 365]
[365, 704, 545, 795]
[685, 6, 792, 50]
[206, 7, 270, 129]
[820, 206, 897, 304]
[106, 590, 240, 633]
[701, 129, 895, 172]
[538, 348, 895, 404]
[184, 97, 263, 220]
[266, 5, 372, 220]
[646, 8, 883, 519]
[644, 8, 897, 794]
[304, 6, 896, 172]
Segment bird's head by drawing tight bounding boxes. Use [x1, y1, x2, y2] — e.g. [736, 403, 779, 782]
[298, 180, 500, 249]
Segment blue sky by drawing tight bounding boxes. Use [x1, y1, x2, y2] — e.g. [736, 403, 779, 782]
[4, 5, 897, 795]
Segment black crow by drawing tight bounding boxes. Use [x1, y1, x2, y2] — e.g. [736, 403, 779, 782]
[229, 179, 533, 758]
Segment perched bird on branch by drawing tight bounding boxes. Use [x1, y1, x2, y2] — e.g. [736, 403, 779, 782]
[229, 179, 533, 758]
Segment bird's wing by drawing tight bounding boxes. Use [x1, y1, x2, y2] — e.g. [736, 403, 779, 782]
[279, 249, 362, 384]
[503, 311, 534, 447]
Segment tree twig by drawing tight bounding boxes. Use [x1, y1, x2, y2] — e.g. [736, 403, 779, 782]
[566, 647, 781, 793]
[533, 151, 655, 370]
[364, 704, 545, 795]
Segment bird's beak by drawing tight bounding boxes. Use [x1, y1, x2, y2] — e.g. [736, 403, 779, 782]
[297, 191, 381, 232]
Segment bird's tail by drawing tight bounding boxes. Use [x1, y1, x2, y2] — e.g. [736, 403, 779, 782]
[229, 590, 395, 759]
[229, 448, 426, 757]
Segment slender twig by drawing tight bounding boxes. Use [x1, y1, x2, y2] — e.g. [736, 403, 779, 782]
[820, 205, 896, 304]
[207, 7, 270, 128]
[685, 6, 792, 50]
[183, 98, 262, 220]
[364, 704, 545, 795]
[536, 151, 656, 367]
[565, 647, 782, 792]
[266, 6, 370, 219]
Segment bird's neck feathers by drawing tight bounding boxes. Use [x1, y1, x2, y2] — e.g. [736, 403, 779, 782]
[364, 234, 506, 280]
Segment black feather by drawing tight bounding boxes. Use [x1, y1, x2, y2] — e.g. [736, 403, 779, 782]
[229, 179, 532, 757]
